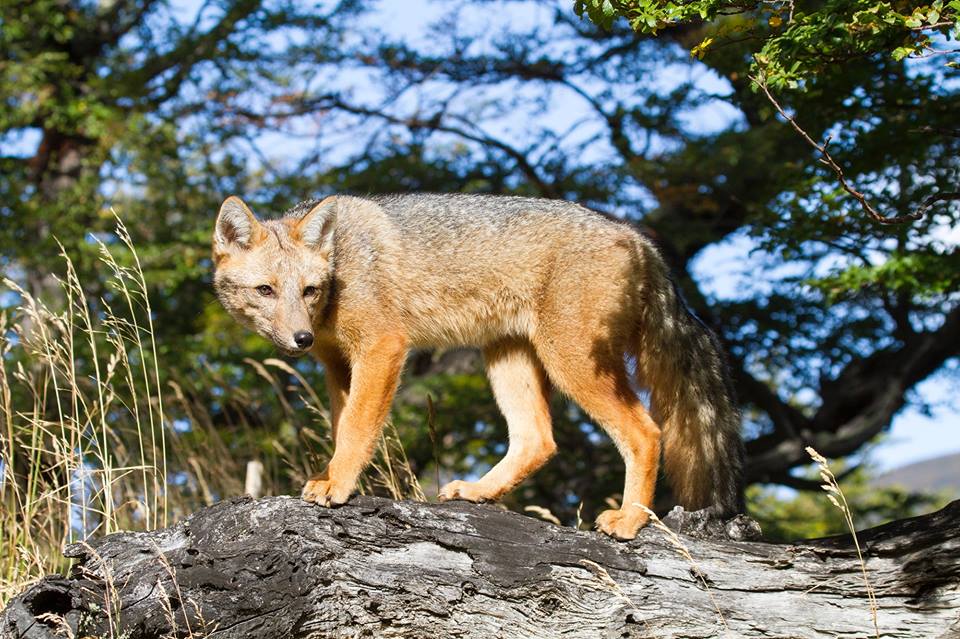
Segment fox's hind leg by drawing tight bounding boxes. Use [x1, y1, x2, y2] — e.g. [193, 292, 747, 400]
[533, 316, 660, 540]
[438, 338, 555, 503]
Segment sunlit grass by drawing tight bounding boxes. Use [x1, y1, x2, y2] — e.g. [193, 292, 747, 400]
[1, 230, 167, 601]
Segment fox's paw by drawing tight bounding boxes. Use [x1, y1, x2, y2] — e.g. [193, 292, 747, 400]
[301, 474, 353, 507]
[437, 479, 496, 503]
[595, 508, 648, 541]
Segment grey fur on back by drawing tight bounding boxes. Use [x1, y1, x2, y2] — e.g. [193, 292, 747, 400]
[285, 193, 606, 233]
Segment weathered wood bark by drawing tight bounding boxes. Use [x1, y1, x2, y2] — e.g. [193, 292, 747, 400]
[3, 496, 958, 638]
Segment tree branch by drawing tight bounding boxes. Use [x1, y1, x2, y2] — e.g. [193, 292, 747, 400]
[309, 96, 559, 198]
[751, 74, 959, 225]
[746, 305, 960, 479]
[116, 0, 262, 103]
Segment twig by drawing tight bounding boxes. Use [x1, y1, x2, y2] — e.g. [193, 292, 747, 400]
[909, 126, 960, 139]
[426, 393, 440, 495]
[750, 74, 960, 225]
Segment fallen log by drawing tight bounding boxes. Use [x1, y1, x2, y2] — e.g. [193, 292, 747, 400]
[2, 496, 958, 638]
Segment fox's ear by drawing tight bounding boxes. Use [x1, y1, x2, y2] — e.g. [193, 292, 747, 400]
[294, 197, 337, 257]
[215, 196, 260, 254]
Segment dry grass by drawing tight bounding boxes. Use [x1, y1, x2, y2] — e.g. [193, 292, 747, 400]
[577, 558, 650, 632]
[806, 446, 880, 638]
[524, 504, 562, 526]
[1, 229, 168, 602]
[635, 450, 884, 638]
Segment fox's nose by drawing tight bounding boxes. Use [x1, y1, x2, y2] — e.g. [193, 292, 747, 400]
[293, 330, 314, 350]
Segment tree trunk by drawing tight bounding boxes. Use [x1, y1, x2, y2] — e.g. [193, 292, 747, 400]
[2, 496, 958, 638]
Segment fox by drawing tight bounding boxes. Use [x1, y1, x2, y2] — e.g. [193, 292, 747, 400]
[212, 193, 744, 540]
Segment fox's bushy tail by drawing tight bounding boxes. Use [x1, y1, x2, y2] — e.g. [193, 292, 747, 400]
[635, 242, 745, 517]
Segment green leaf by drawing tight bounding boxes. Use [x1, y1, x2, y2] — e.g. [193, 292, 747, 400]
[892, 46, 915, 60]
[601, 0, 616, 22]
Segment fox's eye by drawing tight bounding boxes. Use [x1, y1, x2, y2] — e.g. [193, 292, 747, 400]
[255, 285, 274, 296]
[303, 286, 318, 298]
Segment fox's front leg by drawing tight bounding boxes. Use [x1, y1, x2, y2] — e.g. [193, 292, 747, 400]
[302, 333, 407, 506]
[314, 345, 351, 442]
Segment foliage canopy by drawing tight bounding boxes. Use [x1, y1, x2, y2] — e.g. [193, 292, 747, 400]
[575, 0, 959, 87]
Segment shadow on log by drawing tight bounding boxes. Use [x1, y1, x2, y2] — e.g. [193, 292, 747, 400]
[2, 496, 959, 638]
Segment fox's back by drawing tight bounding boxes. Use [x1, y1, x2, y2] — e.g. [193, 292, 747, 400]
[375, 192, 640, 265]
[319, 193, 647, 347]
[373, 192, 598, 231]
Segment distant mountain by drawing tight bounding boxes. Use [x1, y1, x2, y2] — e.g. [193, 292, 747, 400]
[874, 452, 960, 496]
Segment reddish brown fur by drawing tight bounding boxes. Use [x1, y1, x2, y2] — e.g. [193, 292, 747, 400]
[213, 194, 744, 540]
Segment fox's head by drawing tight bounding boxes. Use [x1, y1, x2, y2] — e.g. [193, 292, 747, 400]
[212, 196, 336, 356]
